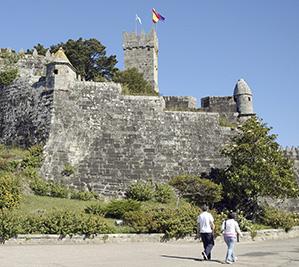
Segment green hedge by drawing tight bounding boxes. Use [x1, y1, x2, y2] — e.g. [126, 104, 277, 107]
[123, 203, 198, 240]
[85, 199, 141, 219]
[0, 210, 115, 242]
[260, 206, 297, 232]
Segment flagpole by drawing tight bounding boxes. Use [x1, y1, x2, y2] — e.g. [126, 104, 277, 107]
[135, 18, 137, 35]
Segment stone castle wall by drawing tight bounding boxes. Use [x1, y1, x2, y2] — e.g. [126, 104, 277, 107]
[201, 96, 238, 121]
[0, 76, 53, 147]
[0, 47, 297, 198]
[40, 81, 233, 195]
[163, 96, 197, 110]
[284, 147, 299, 183]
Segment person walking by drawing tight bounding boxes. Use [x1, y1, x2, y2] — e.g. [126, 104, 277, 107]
[197, 204, 215, 260]
[221, 211, 243, 264]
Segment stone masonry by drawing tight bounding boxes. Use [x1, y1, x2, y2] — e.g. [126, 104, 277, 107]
[40, 79, 233, 195]
[0, 31, 297, 197]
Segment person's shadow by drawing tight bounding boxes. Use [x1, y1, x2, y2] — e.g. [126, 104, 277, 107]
[161, 255, 225, 264]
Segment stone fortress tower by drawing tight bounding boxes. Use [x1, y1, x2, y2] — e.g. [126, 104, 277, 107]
[123, 29, 159, 93]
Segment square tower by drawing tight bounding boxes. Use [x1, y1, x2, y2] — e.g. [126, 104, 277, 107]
[123, 29, 159, 93]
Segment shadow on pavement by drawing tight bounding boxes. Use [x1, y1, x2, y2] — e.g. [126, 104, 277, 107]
[161, 255, 224, 264]
[239, 252, 276, 257]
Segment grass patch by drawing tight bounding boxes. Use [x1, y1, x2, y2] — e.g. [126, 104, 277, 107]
[18, 194, 101, 215]
[0, 145, 28, 160]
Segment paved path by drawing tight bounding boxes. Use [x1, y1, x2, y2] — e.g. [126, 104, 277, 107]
[1, 238, 299, 267]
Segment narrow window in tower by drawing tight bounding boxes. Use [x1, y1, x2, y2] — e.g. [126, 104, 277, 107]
[54, 69, 58, 75]
[248, 97, 251, 101]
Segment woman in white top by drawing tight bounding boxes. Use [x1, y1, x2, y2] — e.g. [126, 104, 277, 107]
[221, 212, 243, 264]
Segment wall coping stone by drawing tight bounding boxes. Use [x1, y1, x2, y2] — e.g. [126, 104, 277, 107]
[3, 226, 299, 246]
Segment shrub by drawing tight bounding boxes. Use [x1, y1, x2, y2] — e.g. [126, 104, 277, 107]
[29, 177, 69, 198]
[162, 204, 199, 240]
[0, 210, 20, 243]
[30, 177, 100, 200]
[19, 210, 115, 238]
[0, 172, 21, 210]
[123, 209, 155, 233]
[0, 158, 19, 172]
[259, 206, 297, 232]
[210, 210, 227, 238]
[0, 50, 19, 64]
[29, 178, 49, 196]
[18, 212, 46, 234]
[0, 145, 26, 172]
[125, 180, 155, 201]
[70, 190, 98, 201]
[219, 116, 237, 128]
[85, 203, 107, 216]
[41, 210, 81, 237]
[0, 68, 18, 87]
[169, 174, 223, 206]
[154, 183, 175, 203]
[21, 145, 43, 169]
[124, 203, 199, 240]
[48, 182, 69, 198]
[61, 164, 75, 176]
[113, 68, 158, 96]
[105, 199, 141, 219]
[79, 214, 115, 237]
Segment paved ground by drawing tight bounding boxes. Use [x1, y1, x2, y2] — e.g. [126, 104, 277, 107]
[1, 237, 299, 267]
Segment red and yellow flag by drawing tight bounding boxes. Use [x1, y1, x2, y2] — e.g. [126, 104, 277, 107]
[152, 8, 165, 23]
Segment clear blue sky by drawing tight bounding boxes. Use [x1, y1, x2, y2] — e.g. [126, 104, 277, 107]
[1, 0, 298, 147]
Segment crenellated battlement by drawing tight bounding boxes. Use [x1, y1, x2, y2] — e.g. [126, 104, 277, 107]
[0, 48, 53, 78]
[284, 146, 299, 160]
[123, 29, 158, 51]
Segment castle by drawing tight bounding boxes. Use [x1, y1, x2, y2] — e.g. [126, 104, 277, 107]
[0, 30, 298, 196]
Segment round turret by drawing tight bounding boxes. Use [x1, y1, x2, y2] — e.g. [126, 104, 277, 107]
[233, 79, 254, 116]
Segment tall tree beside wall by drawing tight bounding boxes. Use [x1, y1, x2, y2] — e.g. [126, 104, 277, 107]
[219, 117, 299, 217]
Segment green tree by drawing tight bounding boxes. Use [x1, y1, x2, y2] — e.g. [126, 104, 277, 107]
[113, 68, 157, 96]
[26, 43, 48, 56]
[169, 174, 223, 206]
[221, 117, 299, 216]
[50, 38, 118, 81]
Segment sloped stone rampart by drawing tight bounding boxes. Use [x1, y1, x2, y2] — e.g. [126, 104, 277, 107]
[0, 77, 53, 146]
